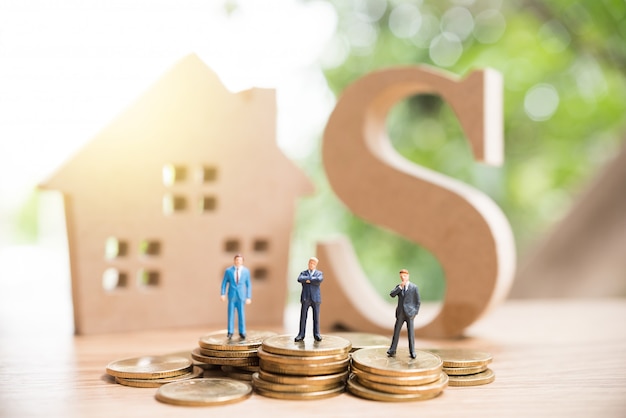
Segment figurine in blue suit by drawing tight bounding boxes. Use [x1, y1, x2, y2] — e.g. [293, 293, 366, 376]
[220, 254, 252, 339]
[295, 257, 323, 342]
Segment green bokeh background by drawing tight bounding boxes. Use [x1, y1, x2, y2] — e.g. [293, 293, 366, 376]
[295, 0, 626, 300]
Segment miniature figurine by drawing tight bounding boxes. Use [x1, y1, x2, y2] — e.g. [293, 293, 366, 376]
[220, 254, 252, 339]
[294, 257, 323, 342]
[387, 269, 421, 359]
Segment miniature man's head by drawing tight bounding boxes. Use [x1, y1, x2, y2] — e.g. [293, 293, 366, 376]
[308, 257, 319, 271]
[399, 269, 409, 283]
[234, 254, 244, 267]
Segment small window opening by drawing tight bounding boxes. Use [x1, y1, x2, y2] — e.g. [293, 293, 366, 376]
[253, 239, 269, 252]
[139, 240, 161, 256]
[199, 196, 217, 213]
[253, 267, 268, 280]
[102, 268, 128, 291]
[137, 269, 160, 287]
[162, 164, 187, 186]
[224, 239, 240, 252]
[163, 194, 187, 214]
[105, 237, 128, 259]
[201, 166, 218, 183]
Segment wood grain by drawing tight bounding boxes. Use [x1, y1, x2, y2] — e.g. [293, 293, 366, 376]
[1, 299, 625, 417]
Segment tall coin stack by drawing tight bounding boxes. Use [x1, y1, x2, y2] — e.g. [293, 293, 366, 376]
[347, 347, 448, 402]
[423, 348, 495, 386]
[191, 330, 277, 381]
[252, 334, 352, 400]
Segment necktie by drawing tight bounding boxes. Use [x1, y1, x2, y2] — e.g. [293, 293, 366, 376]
[236, 269, 239, 284]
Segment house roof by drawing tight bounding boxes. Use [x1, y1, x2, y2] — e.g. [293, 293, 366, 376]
[40, 54, 314, 199]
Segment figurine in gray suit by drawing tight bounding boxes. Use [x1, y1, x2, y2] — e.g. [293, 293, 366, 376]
[294, 257, 323, 342]
[387, 269, 421, 359]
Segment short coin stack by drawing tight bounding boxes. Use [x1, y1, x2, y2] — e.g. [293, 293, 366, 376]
[423, 348, 495, 386]
[347, 347, 447, 402]
[191, 330, 276, 380]
[105, 354, 203, 388]
[252, 334, 352, 400]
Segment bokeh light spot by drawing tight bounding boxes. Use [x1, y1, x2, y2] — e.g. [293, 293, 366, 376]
[473, 9, 506, 44]
[524, 83, 560, 121]
[441, 6, 474, 41]
[429, 32, 463, 67]
[389, 3, 422, 39]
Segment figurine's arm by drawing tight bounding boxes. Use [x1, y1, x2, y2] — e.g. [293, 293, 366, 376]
[414, 286, 421, 311]
[390, 285, 402, 298]
[297, 272, 308, 283]
[244, 269, 252, 302]
[220, 271, 229, 301]
[309, 271, 323, 285]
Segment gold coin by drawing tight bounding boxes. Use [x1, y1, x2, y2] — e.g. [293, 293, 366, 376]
[443, 364, 488, 376]
[422, 348, 493, 368]
[198, 330, 277, 351]
[327, 332, 391, 351]
[447, 368, 495, 386]
[260, 357, 350, 376]
[198, 347, 258, 358]
[258, 369, 348, 386]
[221, 366, 255, 381]
[351, 347, 442, 377]
[354, 372, 448, 395]
[252, 373, 343, 393]
[155, 378, 252, 406]
[227, 364, 259, 372]
[191, 348, 259, 367]
[257, 347, 348, 365]
[346, 375, 444, 402]
[106, 354, 192, 379]
[262, 334, 352, 357]
[351, 364, 441, 386]
[115, 366, 204, 388]
[164, 350, 218, 370]
[254, 385, 344, 400]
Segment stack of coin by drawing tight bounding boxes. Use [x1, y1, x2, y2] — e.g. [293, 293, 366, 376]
[347, 347, 447, 402]
[252, 334, 352, 400]
[221, 365, 258, 381]
[191, 330, 277, 381]
[106, 354, 204, 388]
[327, 332, 391, 352]
[423, 348, 495, 386]
[166, 350, 218, 371]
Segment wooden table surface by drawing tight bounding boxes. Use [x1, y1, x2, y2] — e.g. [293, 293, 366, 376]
[1, 298, 625, 418]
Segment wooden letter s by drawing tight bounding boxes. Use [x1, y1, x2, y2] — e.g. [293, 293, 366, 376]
[319, 66, 516, 338]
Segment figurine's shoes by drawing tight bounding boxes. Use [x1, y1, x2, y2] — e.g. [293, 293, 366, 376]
[314, 335, 322, 342]
[294, 336, 304, 342]
[227, 333, 233, 339]
[239, 334, 246, 339]
[386, 350, 395, 357]
[410, 352, 416, 359]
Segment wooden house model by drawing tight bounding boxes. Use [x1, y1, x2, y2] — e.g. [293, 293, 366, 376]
[40, 54, 313, 335]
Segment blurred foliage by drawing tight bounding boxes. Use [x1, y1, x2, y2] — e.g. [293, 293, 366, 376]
[12, 191, 40, 244]
[297, 0, 626, 300]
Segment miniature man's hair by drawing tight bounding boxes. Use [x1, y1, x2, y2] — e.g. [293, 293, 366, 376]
[309, 257, 319, 263]
[234, 254, 244, 260]
[399, 269, 409, 274]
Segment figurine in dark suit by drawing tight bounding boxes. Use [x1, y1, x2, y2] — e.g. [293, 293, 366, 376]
[387, 269, 421, 359]
[295, 257, 323, 342]
[220, 254, 251, 339]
